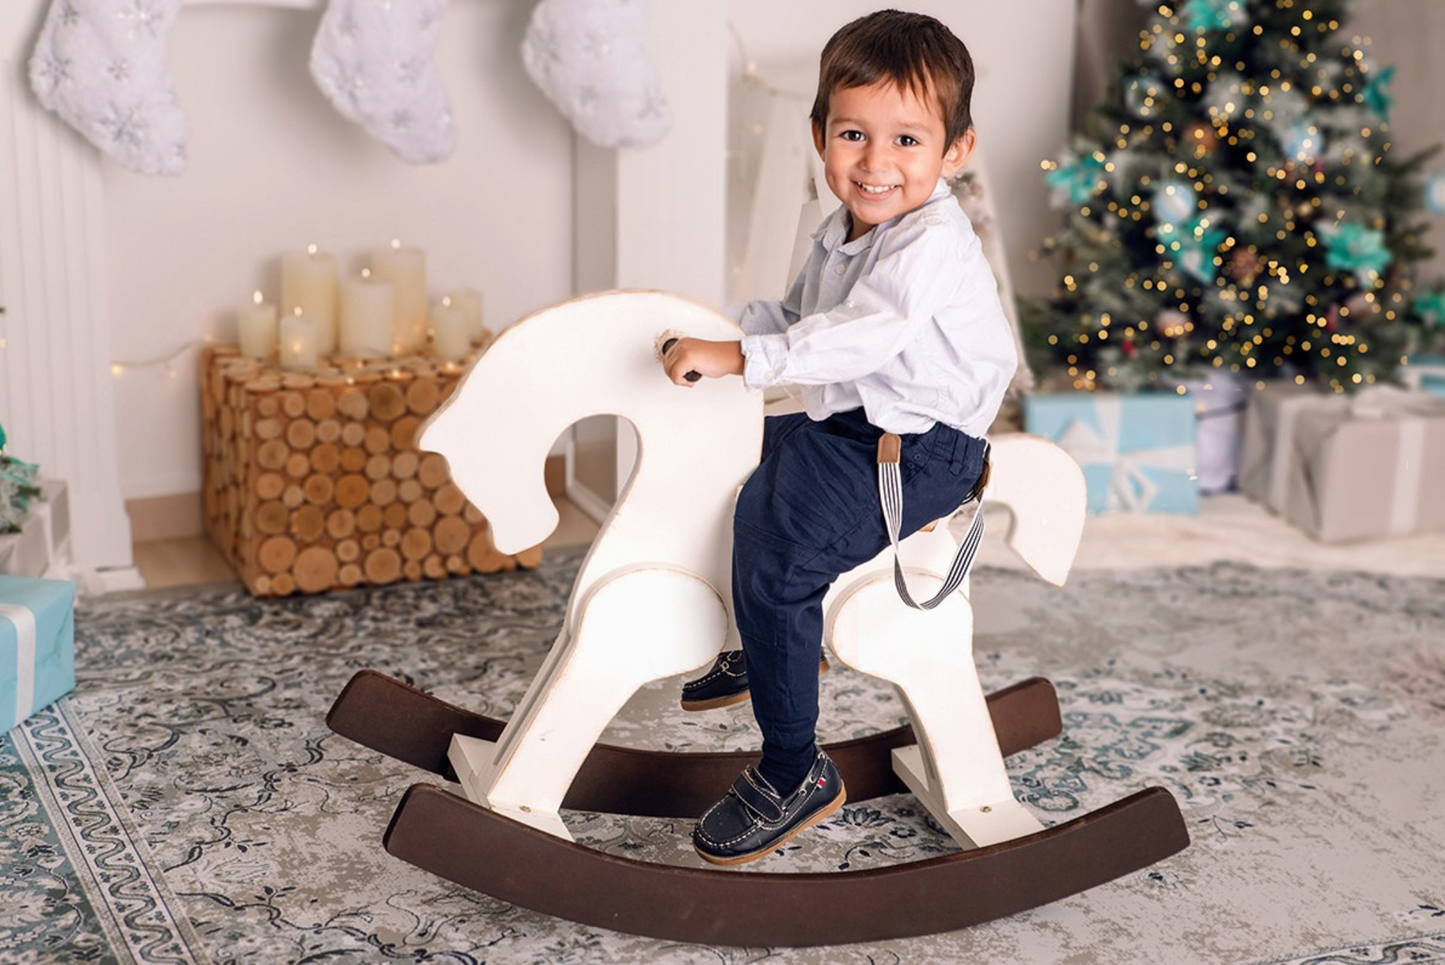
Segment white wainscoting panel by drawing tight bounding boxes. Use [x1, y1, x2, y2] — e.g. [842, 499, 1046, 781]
[0, 59, 136, 581]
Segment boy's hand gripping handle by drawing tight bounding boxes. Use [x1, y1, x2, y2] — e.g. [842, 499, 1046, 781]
[660, 338, 701, 383]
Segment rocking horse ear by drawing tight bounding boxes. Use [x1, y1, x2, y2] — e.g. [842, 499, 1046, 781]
[981, 434, 1086, 586]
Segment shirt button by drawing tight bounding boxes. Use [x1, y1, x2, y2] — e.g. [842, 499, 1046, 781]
[834, 264, 845, 275]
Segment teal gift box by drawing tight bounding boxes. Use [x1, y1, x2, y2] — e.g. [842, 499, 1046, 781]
[1, 574, 76, 731]
[1400, 354, 1445, 401]
[1024, 392, 1199, 514]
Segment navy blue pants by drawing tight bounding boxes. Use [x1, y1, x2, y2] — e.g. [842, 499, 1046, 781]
[732, 408, 988, 792]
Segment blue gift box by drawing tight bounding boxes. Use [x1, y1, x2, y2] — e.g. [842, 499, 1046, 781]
[1401, 354, 1445, 400]
[1, 574, 76, 731]
[1024, 392, 1199, 515]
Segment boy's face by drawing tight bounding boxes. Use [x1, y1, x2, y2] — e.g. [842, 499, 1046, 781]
[813, 80, 975, 242]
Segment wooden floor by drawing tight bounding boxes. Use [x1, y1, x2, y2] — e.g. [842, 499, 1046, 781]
[132, 496, 602, 590]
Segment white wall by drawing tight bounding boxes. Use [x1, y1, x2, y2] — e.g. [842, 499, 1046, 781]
[103, 0, 574, 500]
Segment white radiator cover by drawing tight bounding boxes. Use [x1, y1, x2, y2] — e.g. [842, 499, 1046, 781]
[0, 58, 135, 577]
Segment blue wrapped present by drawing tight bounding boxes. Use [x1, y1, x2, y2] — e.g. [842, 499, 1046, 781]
[1024, 392, 1199, 514]
[1, 574, 76, 731]
[1400, 354, 1445, 400]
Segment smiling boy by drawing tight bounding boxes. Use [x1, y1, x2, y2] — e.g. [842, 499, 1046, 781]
[663, 9, 1018, 866]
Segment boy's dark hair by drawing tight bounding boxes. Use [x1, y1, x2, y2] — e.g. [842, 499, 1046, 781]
[809, 10, 975, 149]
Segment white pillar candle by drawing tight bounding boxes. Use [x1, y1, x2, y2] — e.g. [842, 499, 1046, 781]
[430, 297, 473, 361]
[281, 244, 339, 355]
[445, 287, 484, 342]
[279, 308, 320, 370]
[338, 269, 396, 358]
[370, 240, 427, 355]
[237, 290, 277, 359]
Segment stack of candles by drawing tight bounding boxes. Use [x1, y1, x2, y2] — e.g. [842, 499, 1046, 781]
[238, 241, 484, 369]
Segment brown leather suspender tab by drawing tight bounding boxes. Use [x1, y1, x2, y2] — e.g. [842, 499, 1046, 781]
[877, 432, 902, 466]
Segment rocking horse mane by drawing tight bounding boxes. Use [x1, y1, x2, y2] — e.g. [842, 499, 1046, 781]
[419, 289, 765, 636]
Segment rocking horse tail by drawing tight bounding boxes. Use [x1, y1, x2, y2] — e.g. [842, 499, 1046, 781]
[979, 434, 1087, 587]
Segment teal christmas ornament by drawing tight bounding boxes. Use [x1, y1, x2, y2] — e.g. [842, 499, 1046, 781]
[1124, 74, 1166, 117]
[1182, 0, 1241, 33]
[1319, 221, 1392, 282]
[1153, 180, 1198, 225]
[1416, 290, 1445, 330]
[1425, 170, 1445, 216]
[1173, 216, 1227, 284]
[1046, 151, 1106, 208]
[1362, 66, 1395, 122]
[1282, 121, 1322, 164]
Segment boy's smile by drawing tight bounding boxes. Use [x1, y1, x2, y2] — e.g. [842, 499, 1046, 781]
[814, 81, 974, 242]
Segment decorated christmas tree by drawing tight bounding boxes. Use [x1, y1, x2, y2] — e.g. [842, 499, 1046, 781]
[1026, 0, 1442, 393]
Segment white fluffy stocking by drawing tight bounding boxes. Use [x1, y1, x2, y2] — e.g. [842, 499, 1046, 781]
[309, 0, 455, 164]
[28, 0, 188, 176]
[522, 0, 670, 149]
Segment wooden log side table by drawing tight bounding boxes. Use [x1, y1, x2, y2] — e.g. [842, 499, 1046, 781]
[201, 345, 541, 597]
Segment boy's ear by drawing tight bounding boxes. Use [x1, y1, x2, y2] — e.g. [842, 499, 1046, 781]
[941, 128, 977, 178]
[812, 120, 826, 158]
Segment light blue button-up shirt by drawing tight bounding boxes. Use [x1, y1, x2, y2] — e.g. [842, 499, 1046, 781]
[738, 179, 1017, 438]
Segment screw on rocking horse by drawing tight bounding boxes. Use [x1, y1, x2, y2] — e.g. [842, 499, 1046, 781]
[324, 289, 1189, 945]
[325, 9, 1187, 945]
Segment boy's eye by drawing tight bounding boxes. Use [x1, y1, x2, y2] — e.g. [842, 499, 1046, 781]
[897, 135, 920, 147]
[839, 130, 864, 142]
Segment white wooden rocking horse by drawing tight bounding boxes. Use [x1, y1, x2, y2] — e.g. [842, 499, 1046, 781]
[326, 290, 1187, 946]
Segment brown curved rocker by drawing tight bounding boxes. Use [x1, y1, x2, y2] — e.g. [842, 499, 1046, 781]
[331, 668, 1188, 943]
[326, 668, 1065, 816]
[383, 781, 1188, 946]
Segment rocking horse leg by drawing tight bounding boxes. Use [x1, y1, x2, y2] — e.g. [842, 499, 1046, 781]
[828, 578, 1042, 848]
[450, 566, 727, 839]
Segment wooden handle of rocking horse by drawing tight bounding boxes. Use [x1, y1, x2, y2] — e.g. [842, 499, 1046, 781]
[660, 338, 701, 383]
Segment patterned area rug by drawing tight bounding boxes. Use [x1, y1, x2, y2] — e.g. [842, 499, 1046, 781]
[4, 546, 1445, 965]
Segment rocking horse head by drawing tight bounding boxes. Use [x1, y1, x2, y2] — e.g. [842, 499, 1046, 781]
[418, 290, 764, 561]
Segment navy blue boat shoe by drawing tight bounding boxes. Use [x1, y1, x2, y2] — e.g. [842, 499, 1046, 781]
[680, 649, 830, 712]
[692, 751, 846, 866]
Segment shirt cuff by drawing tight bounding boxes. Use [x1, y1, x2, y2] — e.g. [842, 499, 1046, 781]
[740, 334, 788, 389]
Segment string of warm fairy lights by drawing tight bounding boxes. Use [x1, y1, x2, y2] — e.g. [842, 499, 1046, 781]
[1030, 0, 1441, 394]
[109, 339, 209, 379]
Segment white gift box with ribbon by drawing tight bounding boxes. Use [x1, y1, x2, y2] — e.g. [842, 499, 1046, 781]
[1, 574, 76, 731]
[1242, 384, 1445, 542]
[1239, 383, 1330, 514]
[0, 480, 72, 578]
[1163, 371, 1248, 494]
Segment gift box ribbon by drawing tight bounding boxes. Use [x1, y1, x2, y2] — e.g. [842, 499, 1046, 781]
[1352, 386, 1445, 536]
[1056, 401, 1196, 512]
[0, 601, 37, 723]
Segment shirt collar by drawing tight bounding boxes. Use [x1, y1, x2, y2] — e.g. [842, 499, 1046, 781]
[812, 178, 953, 254]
